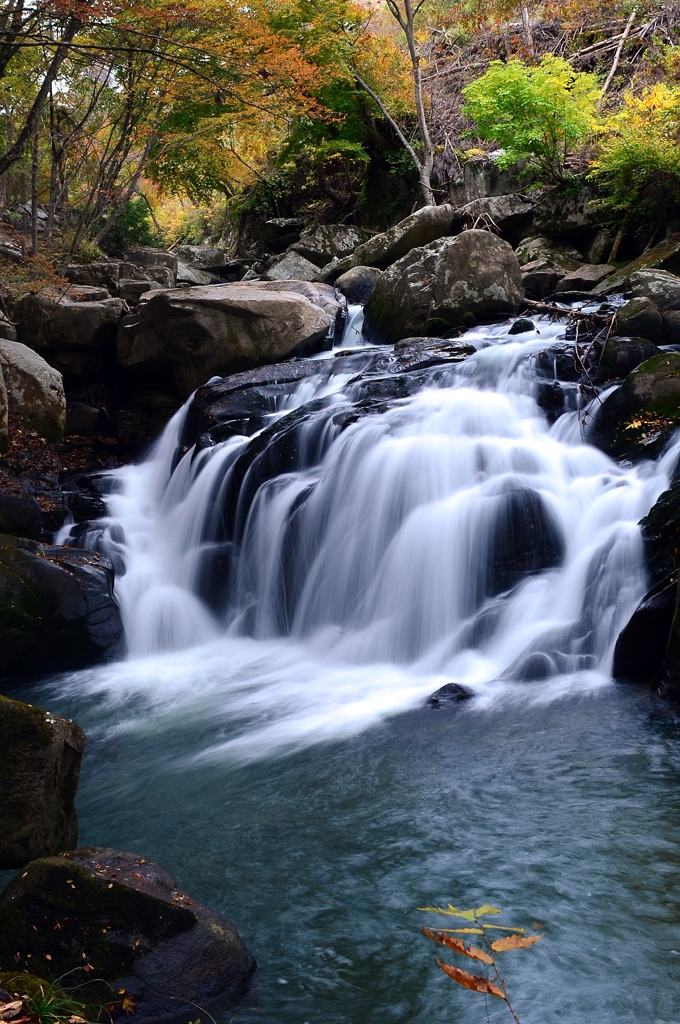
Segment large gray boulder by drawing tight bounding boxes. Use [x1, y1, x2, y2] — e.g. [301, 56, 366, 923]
[11, 291, 126, 382]
[291, 223, 370, 267]
[335, 265, 382, 304]
[125, 247, 178, 275]
[65, 262, 120, 294]
[321, 204, 457, 280]
[613, 297, 663, 342]
[521, 258, 566, 299]
[553, 263, 614, 293]
[627, 269, 680, 311]
[174, 245, 226, 268]
[117, 284, 334, 397]
[451, 194, 534, 239]
[364, 229, 523, 343]
[0, 695, 85, 868]
[238, 279, 346, 339]
[597, 234, 680, 293]
[0, 534, 123, 679]
[532, 185, 595, 239]
[261, 250, 320, 282]
[0, 848, 256, 1018]
[0, 340, 66, 440]
[515, 235, 584, 269]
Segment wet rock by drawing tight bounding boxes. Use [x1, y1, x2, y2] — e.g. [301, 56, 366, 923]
[506, 650, 557, 681]
[597, 233, 680, 293]
[11, 292, 126, 383]
[0, 696, 85, 868]
[589, 352, 680, 459]
[335, 266, 382, 304]
[627, 269, 680, 311]
[118, 280, 162, 304]
[487, 486, 565, 597]
[364, 229, 522, 344]
[613, 297, 663, 342]
[239, 280, 346, 343]
[521, 258, 566, 299]
[515, 235, 584, 269]
[0, 340, 66, 440]
[554, 264, 614, 292]
[174, 245, 226, 268]
[0, 534, 123, 680]
[117, 285, 334, 398]
[0, 848, 256, 1019]
[508, 318, 535, 335]
[176, 262, 216, 286]
[663, 309, 680, 343]
[261, 251, 319, 282]
[321, 204, 457, 280]
[612, 572, 677, 684]
[263, 216, 305, 253]
[640, 479, 680, 585]
[598, 337, 661, 380]
[426, 682, 472, 707]
[392, 337, 475, 371]
[0, 494, 42, 537]
[534, 343, 581, 382]
[291, 224, 370, 267]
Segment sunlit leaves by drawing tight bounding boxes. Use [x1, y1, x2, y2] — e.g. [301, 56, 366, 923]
[436, 958, 506, 998]
[491, 934, 542, 952]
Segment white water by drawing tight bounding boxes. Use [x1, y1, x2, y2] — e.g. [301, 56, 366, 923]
[59, 314, 680, 762]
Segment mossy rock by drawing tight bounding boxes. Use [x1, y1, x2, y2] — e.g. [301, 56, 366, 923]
[0, 849, 256, 1021]
[589, 352, 680, 460]
[0, 534, 123, 681]
[0, 695, 85, 868]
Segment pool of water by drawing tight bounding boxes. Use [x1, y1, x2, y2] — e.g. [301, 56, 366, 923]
[7, 677, 680, 1024]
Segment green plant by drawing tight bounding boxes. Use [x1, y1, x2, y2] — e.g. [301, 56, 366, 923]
[463, 55, 600, 184]
[98, 196, 159, 255]
[589, 82, 680, 227]
[419, 903, 542, 1024]
[0, 973, 92, 1024]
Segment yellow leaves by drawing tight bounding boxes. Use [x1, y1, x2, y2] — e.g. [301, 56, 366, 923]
[422, 927, 493, 964]
[491, 934, 542, 952]
[121, 994, 138, 1015]
[436, 959, 506, 999]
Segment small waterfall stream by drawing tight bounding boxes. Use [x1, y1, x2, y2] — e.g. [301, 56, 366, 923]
[56, 308, 679, 762]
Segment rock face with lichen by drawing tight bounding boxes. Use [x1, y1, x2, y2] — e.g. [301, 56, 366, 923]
[0, 696, 85, 868]
[363, 229, 523, 343]
[0, 848, 256, 1020]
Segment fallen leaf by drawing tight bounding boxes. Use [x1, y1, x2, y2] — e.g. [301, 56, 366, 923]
[474, 905, 501, 918]
[122, 994, 137, 1016]
[82, 964, 95, 974]
[421, 928, 493, 964]
[436, 959, 505, 998]
[491, 934, 542, 952]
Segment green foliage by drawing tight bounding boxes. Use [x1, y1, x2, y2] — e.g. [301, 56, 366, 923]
[420, 902, 542, 1024]
[0, 972, 94, 1024]
[589, 82, 680, 226]
[99, 197, 159, 255]
[463, 55, 600, 183]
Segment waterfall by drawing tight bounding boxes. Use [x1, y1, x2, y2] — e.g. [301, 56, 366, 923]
[59, 311, 679, 761]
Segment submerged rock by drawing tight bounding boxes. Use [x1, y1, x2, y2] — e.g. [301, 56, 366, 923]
[0, 535, 123, 680]
[426, 682, 472, 707]
[0, 696, 85, 868]
[0, 848, 256, 1020]
[364, 229, 522, 343]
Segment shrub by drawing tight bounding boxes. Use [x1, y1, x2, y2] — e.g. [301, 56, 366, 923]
[589, 82, 680, 226]
[462, 55, 600, 184]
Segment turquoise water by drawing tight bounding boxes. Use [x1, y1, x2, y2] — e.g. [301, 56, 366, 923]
[10, 678, 680, 1024]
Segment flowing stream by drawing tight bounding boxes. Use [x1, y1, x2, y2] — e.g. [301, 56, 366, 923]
[14, 308, 680, 1023]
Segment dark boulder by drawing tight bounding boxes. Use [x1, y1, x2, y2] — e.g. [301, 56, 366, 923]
[0, 494, 42, 538]
[335, 266, 382, 304]
[0, 848, 256, 1020]
[0, 696, 85, 868]
[613, 297, 663, 342]
[486, 486, 565, 598]
[598, 337, 662, 380]
[612, 572, 677, 684]
[426, 683, 472, 707]
[0, 535, 123, 680]
[521, 258, 566, 299]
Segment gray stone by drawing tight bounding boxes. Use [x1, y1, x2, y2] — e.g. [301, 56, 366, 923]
[261, 250, 320, 282]
[515, 235, 584, 269]
[65, 262, 120, 294]
[663, 309, 680, 343]
[614, 297, 663, 342]
[144, 265, 175, 289]
[0, 340, 66, 440]
[65, 402, 100, 436]
[0, 494, 42, 537]
[117, 285, 334, 398]
[0, 695, 85, 868]
[553, 263, 615, 293]
[335, 265, 383, 304]
[532, 185, 596, 239]
[239, 280, 346, 342]
[0, 535, 123, 679]
[521, 258, 566, 299]
[452, 193, 534, 237]
[0, 848, 255, 1018]
[586, 228, 616, 264]
[449, 153, 533, 205]
[364, 229, 523, 344]
[118, 279, 163, 304]
[628, 269, 680, 311]
[11, 292, 126, 381]
[174, 245, 227, 268]
[125, 248, 178, 275]
[291, 223, 370, 267]
[0, 311, 17, 341]
[596, 234, 680, 293]
[176, 261, 216, 286]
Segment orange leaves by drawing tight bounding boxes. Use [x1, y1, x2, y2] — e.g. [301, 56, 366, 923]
[422, 927, 493, 964]
[491, 934, 542, 952]
[436, 959, 506, 999]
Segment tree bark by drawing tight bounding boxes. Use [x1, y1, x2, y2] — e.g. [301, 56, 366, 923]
[30, 116, 38, 256]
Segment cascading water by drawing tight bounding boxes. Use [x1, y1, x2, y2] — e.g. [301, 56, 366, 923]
[56, 307, 679, 762]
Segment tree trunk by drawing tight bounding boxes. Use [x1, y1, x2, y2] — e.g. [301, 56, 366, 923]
[30, 117, 39, 256]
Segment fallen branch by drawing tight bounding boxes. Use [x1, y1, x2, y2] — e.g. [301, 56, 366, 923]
[522, 298, 613, 323]
[599, 7, 638, 103]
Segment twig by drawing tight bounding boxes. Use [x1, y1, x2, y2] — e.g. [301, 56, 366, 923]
[522, 298, 612, 323]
